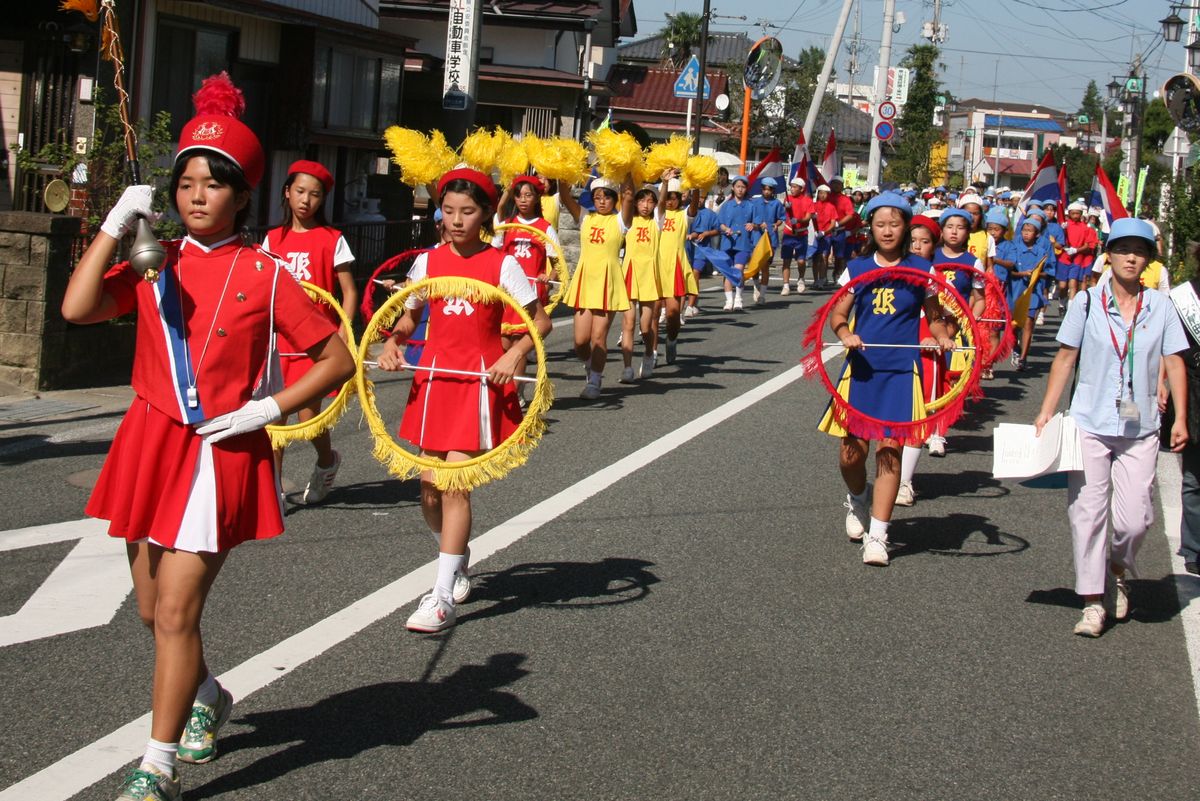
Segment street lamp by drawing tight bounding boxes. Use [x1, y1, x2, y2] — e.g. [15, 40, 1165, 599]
[1162, 9, 1186, 42]
[1107, 79, 1122, 100]
[1187, 37, 1200, 70]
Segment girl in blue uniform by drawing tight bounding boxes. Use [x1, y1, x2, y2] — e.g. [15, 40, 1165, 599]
[1010, 216, 1052, 370]
[819, 192, 954, 566]
[716, 175, 754, 310]
[749, 176, 786, 303]
[686, 198, 719, 317]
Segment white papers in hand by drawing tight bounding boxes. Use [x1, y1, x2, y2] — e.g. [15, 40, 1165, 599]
[992, 413, 1083, 479]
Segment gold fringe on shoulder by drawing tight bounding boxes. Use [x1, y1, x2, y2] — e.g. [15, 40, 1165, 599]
[356, 276, 554, 493]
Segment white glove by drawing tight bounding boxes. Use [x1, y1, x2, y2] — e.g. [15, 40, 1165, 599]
[100, 185, 155, 240]
[1066, 247, 1078, 255]
[195, 397, 281, 443]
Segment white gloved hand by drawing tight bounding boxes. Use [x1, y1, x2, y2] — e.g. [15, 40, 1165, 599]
[195, 397, 281, 443]
[1066, 247, 1078, 255]
[100, 185, 155, 240]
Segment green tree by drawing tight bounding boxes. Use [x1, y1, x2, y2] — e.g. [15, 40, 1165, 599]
[1142, 96, 1174, 153]
[1046, 142, 1097, 203]
[659, 12, 705, 67]
[883, 44, 943, 185]
[1077, 80, 1103, 127]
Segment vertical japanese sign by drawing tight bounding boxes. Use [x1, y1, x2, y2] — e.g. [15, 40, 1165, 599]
[443, 0, 482, 110]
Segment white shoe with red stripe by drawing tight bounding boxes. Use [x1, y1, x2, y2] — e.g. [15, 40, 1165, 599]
[406, 593, 456, 633]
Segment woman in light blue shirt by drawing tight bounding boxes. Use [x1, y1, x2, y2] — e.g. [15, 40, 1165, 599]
[1034, 218, 1189, 637]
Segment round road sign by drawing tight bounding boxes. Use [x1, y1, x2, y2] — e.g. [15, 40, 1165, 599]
[879, 101, 897, 120]
[875, 120, 895, 141]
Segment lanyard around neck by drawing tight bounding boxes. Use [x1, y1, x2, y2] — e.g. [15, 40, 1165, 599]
[1100, 287, 1142, 397]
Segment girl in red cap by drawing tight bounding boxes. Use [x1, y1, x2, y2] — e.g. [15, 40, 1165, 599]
[61, 73, 354, 801]
[492, 175, 560, 392]
[263, 160, 357, 505]
[376, 167, 551, 633]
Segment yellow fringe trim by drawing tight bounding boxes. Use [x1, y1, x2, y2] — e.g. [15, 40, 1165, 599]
[266, 282, 358, 449]
[924, 292, 976, 413]
[644, 135, 692, 181]
[681, 154, 719, 193]
[586, 128, 643, 183]
[355, 276, 554, 492]
[493, 221, 569, 317]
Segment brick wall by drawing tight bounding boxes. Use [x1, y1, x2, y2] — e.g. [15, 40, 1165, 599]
[0, 212, 135, 390]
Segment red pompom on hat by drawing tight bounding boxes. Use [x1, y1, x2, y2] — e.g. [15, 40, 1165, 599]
[509, 174, 545, 194]
[176, 72, 265, 188]
[437, 167, 498, 207]
[911, 214, 941, 242]
[287, 160, 334, 192]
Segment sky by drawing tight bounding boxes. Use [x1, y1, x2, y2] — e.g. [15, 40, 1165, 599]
[634, 0, 1187, 115]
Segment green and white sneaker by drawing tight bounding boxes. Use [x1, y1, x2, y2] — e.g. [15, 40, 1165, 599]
[116, 765, 180, 801]
[177, 685, 233, 764]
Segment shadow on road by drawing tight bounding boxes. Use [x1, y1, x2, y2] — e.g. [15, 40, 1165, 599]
[1026, 573, 1184, 624]
[888, 512, 1029, 561]
[458, 556, 660, 625]
[913, 470, 1010, 500]
[185, 652, 537, 799]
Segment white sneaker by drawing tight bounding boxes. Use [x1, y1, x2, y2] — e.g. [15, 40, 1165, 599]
[406, 593, 456, 632]
[1073, 603, 1106, 637]
[301, 450, 341, 505]
[618, 366, 637, 384]
[658, 308, 667, 326]
[1112, 575, 1130, 621]
[755, 288, 766, 305]
[1036, 309, 1045, 325]
[722, 300, 733, 311]
[781, 284, 791, 296]
[795, 281, 808, 294]
[665, 339, 677, 364]
[452, 570, 472, 605]
[733, 296, 744, 310]
[927, 436, 946, 457]
[895, 481, 915, 507]
[685, 305, 699, 318]
[844, 492, 869, 542]
[640, 354, 656, 379]
[863, 534, 890, 566]
[753, 285, 762, 303]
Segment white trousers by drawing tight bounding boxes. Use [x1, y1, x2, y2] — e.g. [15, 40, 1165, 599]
[1066, 429, 1158, 596]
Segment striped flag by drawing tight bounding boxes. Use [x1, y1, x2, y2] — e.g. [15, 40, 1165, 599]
[820, 129, 840, 180]
[1088, 163, 1128, 232]
[1018, 151, 1062, 214]
[747, 147, 783, 196]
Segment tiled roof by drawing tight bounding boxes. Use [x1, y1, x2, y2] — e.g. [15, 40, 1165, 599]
[811, 101, 875, 145]
[618, 31, 800, 69]
[957, 97, 1067, 118]
[984, 115, 1064, 133]
[607, 63, 729, 116]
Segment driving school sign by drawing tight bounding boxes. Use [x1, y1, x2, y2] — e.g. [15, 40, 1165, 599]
[443, 0, 482, 109]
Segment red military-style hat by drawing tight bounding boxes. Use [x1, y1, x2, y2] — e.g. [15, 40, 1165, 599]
[911, 214, 942, 242]
[438, 167, 499, 207]
[509, 174, 545, 194]
[287, 160, 334, 192]
[176, 72, 265, 188]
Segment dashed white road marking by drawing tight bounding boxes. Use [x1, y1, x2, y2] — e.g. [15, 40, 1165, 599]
[1155, 454, 1200, 721]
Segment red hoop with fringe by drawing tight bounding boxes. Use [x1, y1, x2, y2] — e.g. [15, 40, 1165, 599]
[800, 265, 986, 442]
[938, 262, 1014, 367]
[360, 248, 429, 338]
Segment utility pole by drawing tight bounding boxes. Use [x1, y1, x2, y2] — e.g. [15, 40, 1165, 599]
[803, 0, 855, 143]
[992, 60, 1002, 190]
[691, 0, 712, 154]
[922, 0, 948, 44]
[866, 0, 897, 186]
[844, 0, 864, 111]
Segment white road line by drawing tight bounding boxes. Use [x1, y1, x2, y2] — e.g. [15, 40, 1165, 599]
[0, 358, 820, 800]
[0, 518, 109, 552]
[1155, 454, 1200, 721]
[0, 420, 121, 459]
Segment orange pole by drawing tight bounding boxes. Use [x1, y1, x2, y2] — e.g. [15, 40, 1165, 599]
[739, 85, 752, 174]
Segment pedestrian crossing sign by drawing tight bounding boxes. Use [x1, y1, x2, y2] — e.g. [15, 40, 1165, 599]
[673, 55, 711, 99]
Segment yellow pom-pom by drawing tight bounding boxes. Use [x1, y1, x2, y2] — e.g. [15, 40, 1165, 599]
[460, 127, 502, 174]
[644, 135, 692, 182]
[681, 154, 720, 193]
[528, 136, 589, 186]
[496, 129, 530, 184]
[587, 128, 643, 183]
[383, 126, 441, 187]
[428, 130, 459, 177]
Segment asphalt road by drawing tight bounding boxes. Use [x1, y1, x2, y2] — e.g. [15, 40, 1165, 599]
[1, 280, 1197, 800]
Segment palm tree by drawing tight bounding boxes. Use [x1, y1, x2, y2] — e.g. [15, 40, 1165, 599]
[660, 12, 704, 67]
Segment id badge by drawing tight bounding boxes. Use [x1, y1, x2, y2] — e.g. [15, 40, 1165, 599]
[1119, 398, 1140, 422]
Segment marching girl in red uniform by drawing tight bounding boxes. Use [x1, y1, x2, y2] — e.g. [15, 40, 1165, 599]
[492, 175, 560, 389]
[62, 74, 354, 801]
[263, 160, 357, 504]
[377, 168, 551, 633]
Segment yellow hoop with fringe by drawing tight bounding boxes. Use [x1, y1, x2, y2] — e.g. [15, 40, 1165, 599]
[493, 221, 569, 327]
[265, 282, 358, 449]
[356, 275, 553, 492]
[927, 288, 977, 413]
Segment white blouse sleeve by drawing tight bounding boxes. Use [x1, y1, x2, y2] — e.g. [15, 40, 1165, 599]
[333, 234, 355, 267]
[403, 252, 429, 309]
[499, 254, 539, 307]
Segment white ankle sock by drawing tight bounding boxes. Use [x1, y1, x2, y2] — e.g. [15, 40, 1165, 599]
[434, 552, 464, 603]
[141, 738, 177, 775]
[901, 446, 922, 484]
[734, 287, 744, 300]
[868, 516, 890, 542]
[194, 673, 219, 706]
[724, 290, 734, 304]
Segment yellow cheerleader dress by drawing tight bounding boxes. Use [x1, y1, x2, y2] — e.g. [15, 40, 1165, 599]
[656, 208, 697, 298]
[568, 212, 630, 312]
[623, 216, 662, 302]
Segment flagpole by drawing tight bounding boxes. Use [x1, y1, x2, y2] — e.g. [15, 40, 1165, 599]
[866, 0, 896, 186]
[803, 0, 855, 143]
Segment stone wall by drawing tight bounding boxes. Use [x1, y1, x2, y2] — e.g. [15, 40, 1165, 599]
[0, 212, 134, 390]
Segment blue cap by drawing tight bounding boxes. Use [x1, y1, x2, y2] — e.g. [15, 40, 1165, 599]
[732, 174, 749, 186]
[760, 176, 778, 188]
[999, 191, 1012, 200]
[1107, 217, 1156, 246]
[863, 191, 912, 219]
[1021, 216, 1043, 232]
[433, 208, 443, 223]
[903, 189, 916, 198]
[936, 185, 947, 191]
[1025, 207, 1046, 219]
[940, 208, 973, 227]
[984, 208, 1009, 228]
[947, 192, 959, 201]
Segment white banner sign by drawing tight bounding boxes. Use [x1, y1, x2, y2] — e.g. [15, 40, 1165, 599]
[443, 0, 482, 108]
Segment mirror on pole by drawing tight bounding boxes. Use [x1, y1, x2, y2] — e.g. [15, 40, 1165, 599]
[744, 37, 783, 100]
